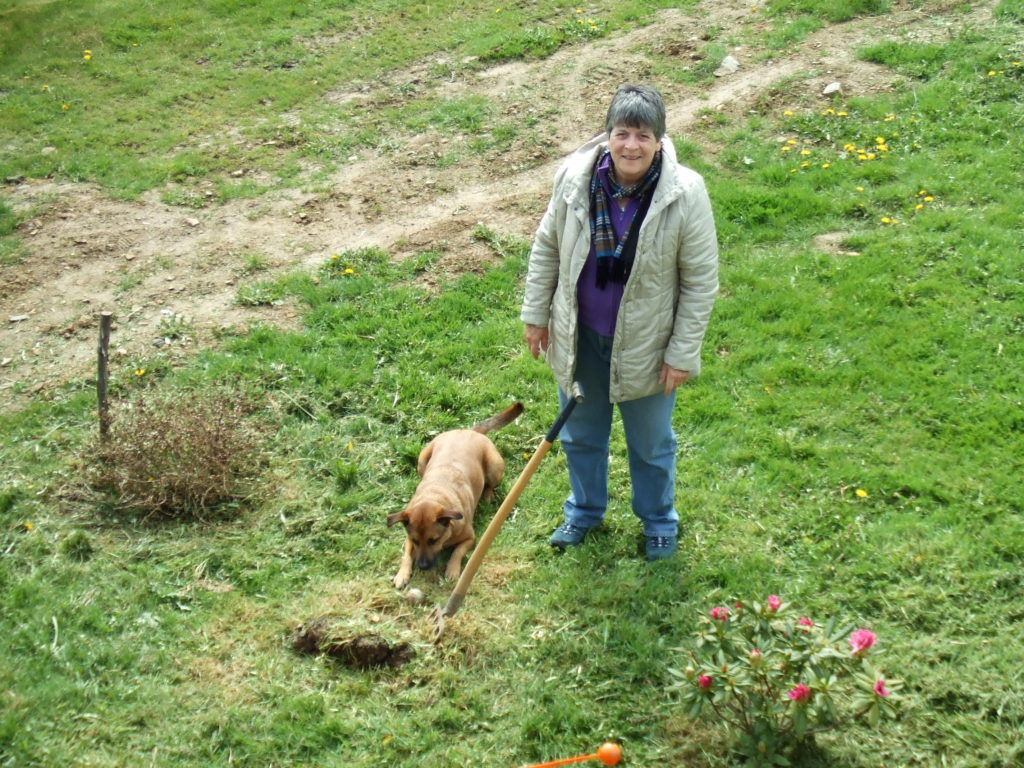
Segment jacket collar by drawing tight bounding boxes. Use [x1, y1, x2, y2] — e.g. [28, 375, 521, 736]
[561, 133, 686, 218]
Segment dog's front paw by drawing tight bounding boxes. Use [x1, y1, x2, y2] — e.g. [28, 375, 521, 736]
[443, 563, 462, 582]
[393, 571, 411, 589]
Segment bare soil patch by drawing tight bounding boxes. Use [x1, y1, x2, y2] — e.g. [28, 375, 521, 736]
[1, 1, 982, 410]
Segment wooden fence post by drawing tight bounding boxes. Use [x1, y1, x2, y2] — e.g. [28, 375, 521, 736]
[97, 311, 113, 441]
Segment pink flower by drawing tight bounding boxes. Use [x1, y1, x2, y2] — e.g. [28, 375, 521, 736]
[767, 595, 781, 612]
[788, 683, 811, 702]
[797, 616, 814, 630]
[698, 675, 713, 690]
[849, 628, 877, 655]
[709, 606, 730, 621]
[873, 679, 890, 697]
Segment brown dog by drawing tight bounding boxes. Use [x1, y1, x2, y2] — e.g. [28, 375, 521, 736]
[387, 402, 524, 589]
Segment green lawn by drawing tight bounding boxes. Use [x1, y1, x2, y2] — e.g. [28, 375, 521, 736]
[2, 1, 1023, 766]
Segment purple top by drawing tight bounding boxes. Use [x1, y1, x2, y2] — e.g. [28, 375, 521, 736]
[577, 154, 643, 337]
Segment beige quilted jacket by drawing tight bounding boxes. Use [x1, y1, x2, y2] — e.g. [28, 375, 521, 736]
[521, 134, 720, 402]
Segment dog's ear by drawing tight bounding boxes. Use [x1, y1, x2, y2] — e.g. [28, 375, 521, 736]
[386, 510, 410, 528]
[437, 511, 464, 527]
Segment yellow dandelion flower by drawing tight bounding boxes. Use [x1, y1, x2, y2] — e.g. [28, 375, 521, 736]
[784, 110, 794, 116]
[799, 149, 811, 156]
[23, 522, 35, 531]
[346, 441, 354, 451]
[855, 488, 868, 498]
[875, 137, 885, 144]
[786, 139, 798, 145]
[42, 84, 50, 91]
[801, 161, 810, 168]
[856, 186, 864, 192]
[329, 253, 339, 260]
[881, 217, 891, 224]
[924, 195, 934, 202]
[789, 168, 798, 173]
[61, 104, 69, 111]
[343, 267, 355, 275]
[915, 204, 924, 211]
[884, 114, 896, 121]
[576, 7, 583, 12]
[821, 163, 831, 168]
[135, 368, 147, 376]
[988, 70, 996, 76]
[838, 111, 848, 116]
[866, 153, 876, 160]
[918, 189, 927, 196]
[781, 146, 793, 152]
[878, 145, 889, 152]
[844, 143, 856, 152]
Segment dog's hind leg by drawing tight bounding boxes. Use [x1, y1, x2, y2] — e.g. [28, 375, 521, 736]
[416, 440, 436, 477]
[480, 444, 505, 503]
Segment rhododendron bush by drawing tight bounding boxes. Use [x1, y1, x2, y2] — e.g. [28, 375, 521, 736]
[671, 596, 901, 766]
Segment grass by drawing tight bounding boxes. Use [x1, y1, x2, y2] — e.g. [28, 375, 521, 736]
[2, 1, 1024, 767]
[0, 0, 695, 205]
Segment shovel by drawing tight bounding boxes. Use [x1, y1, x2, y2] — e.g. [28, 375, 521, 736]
[432, 382, 584, 642]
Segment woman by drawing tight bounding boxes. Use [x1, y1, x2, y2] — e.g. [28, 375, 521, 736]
[521, 83, 719, 561]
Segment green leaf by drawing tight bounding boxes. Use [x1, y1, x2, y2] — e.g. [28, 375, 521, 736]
[687, 697, 705, 720]
[867, 701, 881, 727]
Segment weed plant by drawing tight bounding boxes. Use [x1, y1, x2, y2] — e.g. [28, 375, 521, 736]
[89, 387, 268, 518]
[1, 2, 1024, 768]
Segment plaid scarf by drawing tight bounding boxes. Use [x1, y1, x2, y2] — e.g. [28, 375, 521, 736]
[589, 148, 662, 288]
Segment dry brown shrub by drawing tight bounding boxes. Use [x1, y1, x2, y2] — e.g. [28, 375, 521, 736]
[91, 386, 268, 518]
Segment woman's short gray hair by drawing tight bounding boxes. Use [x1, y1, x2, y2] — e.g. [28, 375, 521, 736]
[604, 83, 666, 139]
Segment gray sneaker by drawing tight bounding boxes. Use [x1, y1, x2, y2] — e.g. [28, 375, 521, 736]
[645, 535, 677, 561]
[549, 523, 591, 548]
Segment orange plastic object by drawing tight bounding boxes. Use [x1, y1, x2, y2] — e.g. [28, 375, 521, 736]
[519, 743, 622, 768]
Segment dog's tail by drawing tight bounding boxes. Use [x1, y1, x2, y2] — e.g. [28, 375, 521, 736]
[472, 401, 524, 434]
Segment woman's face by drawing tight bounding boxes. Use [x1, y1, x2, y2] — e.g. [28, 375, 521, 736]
[608, 123, 660, 186]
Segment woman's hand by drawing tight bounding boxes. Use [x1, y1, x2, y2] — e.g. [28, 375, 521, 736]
[659, 363, 689, 395]
[524, 324, 549, 360]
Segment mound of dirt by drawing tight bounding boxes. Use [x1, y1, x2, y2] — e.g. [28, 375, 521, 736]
[291, 617, 414, 669]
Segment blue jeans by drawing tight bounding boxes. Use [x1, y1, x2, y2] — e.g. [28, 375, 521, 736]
[557, 326, 680, 537]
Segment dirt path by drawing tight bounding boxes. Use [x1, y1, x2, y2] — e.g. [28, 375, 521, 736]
[0, 1, 983, 410]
